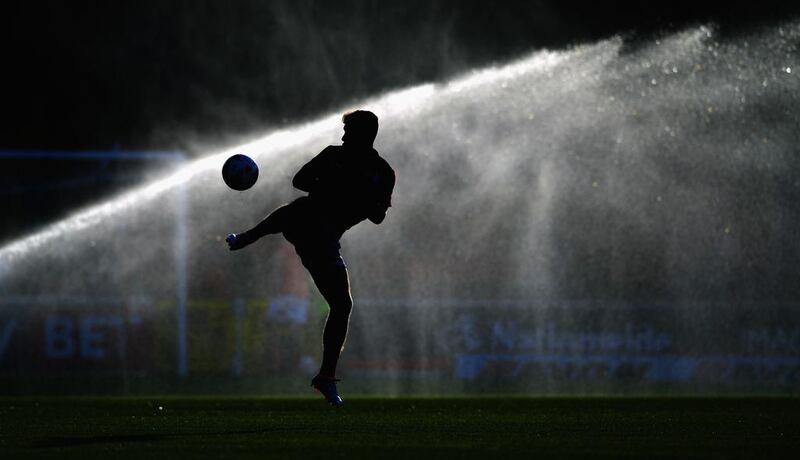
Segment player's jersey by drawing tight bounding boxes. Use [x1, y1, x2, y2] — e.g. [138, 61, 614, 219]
[293, 145, 395, 237]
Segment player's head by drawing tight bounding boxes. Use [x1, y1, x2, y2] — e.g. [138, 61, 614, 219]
[342, 110, 379, 147]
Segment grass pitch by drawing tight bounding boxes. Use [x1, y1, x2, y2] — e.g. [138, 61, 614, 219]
[1, 397, 799, 458]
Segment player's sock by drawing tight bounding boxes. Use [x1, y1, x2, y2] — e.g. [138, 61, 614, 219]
[319, 317, 347, 378]
[319, 352, 339, 379]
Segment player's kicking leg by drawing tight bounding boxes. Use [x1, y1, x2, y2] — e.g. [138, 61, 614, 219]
[226, 202, 295, 250]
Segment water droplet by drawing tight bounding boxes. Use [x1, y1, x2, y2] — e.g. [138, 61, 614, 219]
[651, 79, 657, 85]
[158, 406, 163, 411]
[785, 67, 792, 74]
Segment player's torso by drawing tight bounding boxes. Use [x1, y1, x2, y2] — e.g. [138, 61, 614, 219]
[310, 146, 386, 226]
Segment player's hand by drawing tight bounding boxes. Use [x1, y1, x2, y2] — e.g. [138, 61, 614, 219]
[226, 233, 250, 251]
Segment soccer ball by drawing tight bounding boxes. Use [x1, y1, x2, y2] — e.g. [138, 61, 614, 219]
[222, 154, 259, 191]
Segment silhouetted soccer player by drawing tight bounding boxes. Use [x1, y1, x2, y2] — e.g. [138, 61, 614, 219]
[226, 110, 395, 407]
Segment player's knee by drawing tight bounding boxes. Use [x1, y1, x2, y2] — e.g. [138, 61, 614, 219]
[334, 296, 353, 316]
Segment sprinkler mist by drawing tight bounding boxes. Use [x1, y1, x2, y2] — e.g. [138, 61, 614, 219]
[1, 23, 798, 394]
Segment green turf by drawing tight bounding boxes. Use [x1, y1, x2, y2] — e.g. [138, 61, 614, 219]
[1, 397, 799, 458]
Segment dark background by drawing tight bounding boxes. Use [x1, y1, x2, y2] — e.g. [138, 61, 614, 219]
[2, 0, 799, 241]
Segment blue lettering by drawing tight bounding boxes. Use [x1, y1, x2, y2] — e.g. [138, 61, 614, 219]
[45, 315, 74, 358]
[79, 316, 106, 359]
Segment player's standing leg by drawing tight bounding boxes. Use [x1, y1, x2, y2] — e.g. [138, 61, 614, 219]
[306, 261, 352, 407]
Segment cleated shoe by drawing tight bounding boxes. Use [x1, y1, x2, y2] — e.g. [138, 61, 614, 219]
[311, 375, 343, 408]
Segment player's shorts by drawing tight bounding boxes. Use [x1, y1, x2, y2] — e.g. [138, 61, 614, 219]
[293, 246, 347, 272]
[281, 197, 347, 271]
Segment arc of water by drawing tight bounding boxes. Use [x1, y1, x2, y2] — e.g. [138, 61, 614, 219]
[0, 42, 591, 267]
